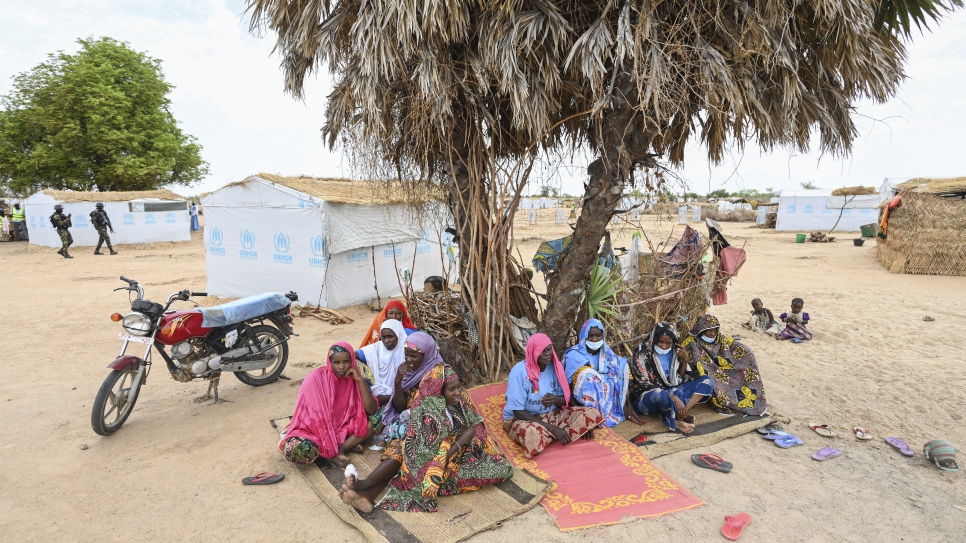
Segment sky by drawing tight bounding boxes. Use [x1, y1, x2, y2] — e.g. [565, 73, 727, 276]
[1, 1, 964, 197]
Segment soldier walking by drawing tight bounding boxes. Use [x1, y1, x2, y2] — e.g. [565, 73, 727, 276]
[91, 202, 117, 255]
[50, 204, 73, 259]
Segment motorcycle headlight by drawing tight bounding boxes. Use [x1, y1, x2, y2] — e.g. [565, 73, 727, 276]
[122, 312, 152, 336]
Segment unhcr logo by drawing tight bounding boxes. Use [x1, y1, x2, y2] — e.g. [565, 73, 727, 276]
[383, 247, 403, 258]
[123, 213, 135, 225]
[347, 250, 368, 262]
[416, 228, 432, 254]
[74, 215, 89, 228]
[208, 227, 225, 256]
[273, 232, 292, 264]
[145, 212, 157, 225]
[309, 235, 327, 268]
[239, 229, 257, 260]
[165, 211, 177, 223]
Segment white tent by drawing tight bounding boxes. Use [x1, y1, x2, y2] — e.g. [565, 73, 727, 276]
[201, 174, 452, 309]
[775, 189, 879, 232]
[715, 200, 753, 212]
[24, 189, 190, 248]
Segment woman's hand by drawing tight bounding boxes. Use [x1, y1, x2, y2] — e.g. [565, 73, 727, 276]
[394, 361, 413, 384]
[544, 424, 571, 445]
[347, 366, 364, 383]
[676, 346, 689, 363]
[671, 395, 688, 417]
[540, 394, 563, 408]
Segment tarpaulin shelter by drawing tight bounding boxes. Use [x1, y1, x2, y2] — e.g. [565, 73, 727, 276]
[24, 189, 189, 247]
[200, 173, 452, 308]
[775, 189, 879, 232]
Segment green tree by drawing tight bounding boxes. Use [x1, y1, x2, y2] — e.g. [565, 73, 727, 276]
[708, 189, 731, 199]
[800, 181, 820, 190]
[0, 37, 208, 194]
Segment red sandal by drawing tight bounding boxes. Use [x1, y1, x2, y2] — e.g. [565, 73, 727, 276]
[691, 453, 733, 473]
[242, 471, 285, 485]
[721, 512, 752, 540]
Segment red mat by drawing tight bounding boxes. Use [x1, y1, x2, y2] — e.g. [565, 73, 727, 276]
[469, 383, 705, 531]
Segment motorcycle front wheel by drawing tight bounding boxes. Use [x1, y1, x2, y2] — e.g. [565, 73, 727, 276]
[233, 324, 288, 386]
[91, 367, 143, 436]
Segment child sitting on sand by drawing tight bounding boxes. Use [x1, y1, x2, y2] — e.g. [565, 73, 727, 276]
[743, 298, 782, 335]
[777, 298, 813, 341]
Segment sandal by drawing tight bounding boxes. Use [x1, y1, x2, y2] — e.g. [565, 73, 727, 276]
[853, 427, 873, 441]
[721, 512, 752, 541]
[886, 437, 915, 457]
[757, 423, 785, 435]
[924, 440, 960, 472]
[775, 435, 804, 449]
[691, 453, 733, 473]
[242, 471, 285, 485]
[812, 447, 842, 461]
[810, 424, 836, 438]
[762, 430, 791, 441]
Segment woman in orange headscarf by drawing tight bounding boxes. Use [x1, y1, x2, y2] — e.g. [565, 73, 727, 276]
[360, 300, 418, 348]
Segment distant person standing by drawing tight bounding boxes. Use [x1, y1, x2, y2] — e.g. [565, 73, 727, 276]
[50, 204, 73, 259]
[11, 202, 27, 241]
[90, 202, 117, 255]
[190, 203, 200, 231]
[0, 209, 12, 242]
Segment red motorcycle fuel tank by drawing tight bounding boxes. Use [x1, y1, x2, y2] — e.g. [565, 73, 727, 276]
[155, 310, 213, 345]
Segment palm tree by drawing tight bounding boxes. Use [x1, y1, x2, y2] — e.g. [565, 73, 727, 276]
[246, 0, 960, 378]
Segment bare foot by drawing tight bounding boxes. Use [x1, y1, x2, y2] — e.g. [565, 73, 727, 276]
[582, 429, 595, 440]
[375, 439, 386, 448]
[345, 474, 356, 491]
[341, 489, 374, 512]
[333, 454, 350, 468]
[338, 483, 349, 500]
[351, 444, 364, 454]
[677, 420, 695, 434]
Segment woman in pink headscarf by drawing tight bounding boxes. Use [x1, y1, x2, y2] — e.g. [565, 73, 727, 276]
[280, 343, 377, 467]
[502, 334, 603, 458]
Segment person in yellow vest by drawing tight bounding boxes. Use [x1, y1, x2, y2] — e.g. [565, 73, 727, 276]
[11, 203, 27, 241]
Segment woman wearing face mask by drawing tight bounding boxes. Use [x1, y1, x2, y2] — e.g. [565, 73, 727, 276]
[563, 319, 630, 428]
[682, 314, 767, 416]
[627, 322, 713, 434]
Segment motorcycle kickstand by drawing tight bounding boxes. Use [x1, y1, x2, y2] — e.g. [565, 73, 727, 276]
[195, 375, 230, 404]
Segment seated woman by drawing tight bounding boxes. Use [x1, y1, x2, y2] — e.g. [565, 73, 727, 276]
[777, 298, 813, 341]
[503, 333, 603, 458]
[683, 314, 767, 416]
[563, 319, 630, 428]
[279, 343, 377, 467]
[627, 322, 713, 434]
[360, 300, 418, 348]
[356, 319, 408, 430]
[340, 365, 513, 513]
[376, 331, 442, 450]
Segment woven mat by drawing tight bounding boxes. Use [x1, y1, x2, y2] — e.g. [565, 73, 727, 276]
[469, 385, 705, 531]
[270, 417, 551, 543]
[611, 405, 787, 459]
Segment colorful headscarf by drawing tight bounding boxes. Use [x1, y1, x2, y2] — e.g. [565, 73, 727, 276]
[525, 333, 571, 405]
[282, 342, 369, 460]
[359, 318, 408, 396]
[690, 314, 721, 339]
[382, 331, 444, 425]
[360, 300, 417, 348]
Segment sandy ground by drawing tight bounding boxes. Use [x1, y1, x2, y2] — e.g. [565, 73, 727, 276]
[1, 210, 964, 542]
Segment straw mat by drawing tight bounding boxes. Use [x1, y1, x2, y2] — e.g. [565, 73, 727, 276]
[270, 417, 550, 543]
[611, 406, 786, 459]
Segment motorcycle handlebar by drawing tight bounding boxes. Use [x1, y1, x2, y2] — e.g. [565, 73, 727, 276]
[119, 276, 138, 286]
[191, 291, 207, 297]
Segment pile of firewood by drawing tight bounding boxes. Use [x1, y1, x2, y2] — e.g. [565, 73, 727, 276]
[292, 305, 354, 325]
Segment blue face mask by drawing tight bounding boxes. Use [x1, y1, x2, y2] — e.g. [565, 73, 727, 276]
[585, 339, 604, 351]
[701, 334, 716, 343]
[654, 345, 672, 355]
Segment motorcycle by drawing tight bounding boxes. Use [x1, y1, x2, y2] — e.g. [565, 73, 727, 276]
[91, 276, 298, 436]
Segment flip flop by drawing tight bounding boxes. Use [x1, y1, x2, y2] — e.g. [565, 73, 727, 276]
[632, 432, 651, 446]
[242, 471, 285, 485]
[853, 427, 873, 441]
[886, 437, 915, 457]
[924, 440, 960, 472]
[775, 435, 804, 449]
[762, 430, 791, 440]
[810, 424, 836, 438]
[791, 338, 803, 344]
[691, 453, 733, 473]
[812, 447, 843, 461]
[721, 512, 752, 541]
[757, 423, 785, 435]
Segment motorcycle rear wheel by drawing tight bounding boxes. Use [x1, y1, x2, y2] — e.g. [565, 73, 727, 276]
[91, 367, 143, 436]
[233, 324, 288, 386]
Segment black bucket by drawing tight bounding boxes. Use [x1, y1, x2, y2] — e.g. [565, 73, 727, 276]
[853, 238, 865, 247]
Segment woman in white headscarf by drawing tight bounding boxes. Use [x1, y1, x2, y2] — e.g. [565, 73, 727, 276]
[355, 319, 408, 442]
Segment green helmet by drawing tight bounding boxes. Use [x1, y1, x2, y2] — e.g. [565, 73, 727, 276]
[96, 202, 104, 209]
[54, 204, 64, 212]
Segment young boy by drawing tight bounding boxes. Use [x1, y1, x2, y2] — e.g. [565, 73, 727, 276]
[744, 298, 782, 335]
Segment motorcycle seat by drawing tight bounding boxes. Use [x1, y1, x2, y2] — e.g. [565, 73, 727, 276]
[199, 292, 291, 328]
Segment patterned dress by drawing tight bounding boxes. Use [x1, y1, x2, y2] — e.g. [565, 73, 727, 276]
[683, 314, 767, 416]
[563, 319, 630, 428]
[378, 365, 513, 512]
[778, 311, 813, 340]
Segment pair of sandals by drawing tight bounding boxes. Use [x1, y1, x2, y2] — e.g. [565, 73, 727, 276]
[760, 429, 803, 448]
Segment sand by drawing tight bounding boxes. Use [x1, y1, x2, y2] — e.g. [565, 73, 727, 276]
[1, 211, 963, 542]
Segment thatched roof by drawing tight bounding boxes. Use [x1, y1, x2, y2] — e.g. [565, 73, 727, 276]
[42, 189, 186, 202]
[877, 191, 966, 276]
[832, 186, 877, 196]
[896, 177, 966, 197]
[251, 173, 442, 205]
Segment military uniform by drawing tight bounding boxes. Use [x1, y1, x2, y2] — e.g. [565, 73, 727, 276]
[90, 206, 116, 254]
[50, 211, 73, 258]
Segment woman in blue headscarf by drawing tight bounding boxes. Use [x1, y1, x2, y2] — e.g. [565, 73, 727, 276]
[562, 319, 630, 428]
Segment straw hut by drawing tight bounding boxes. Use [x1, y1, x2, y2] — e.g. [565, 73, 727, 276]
[876, 177, 966, 276]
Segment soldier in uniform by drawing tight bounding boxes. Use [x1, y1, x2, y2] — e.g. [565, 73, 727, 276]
[50, 204, 73, 259]
[90, 202, 117, 255]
